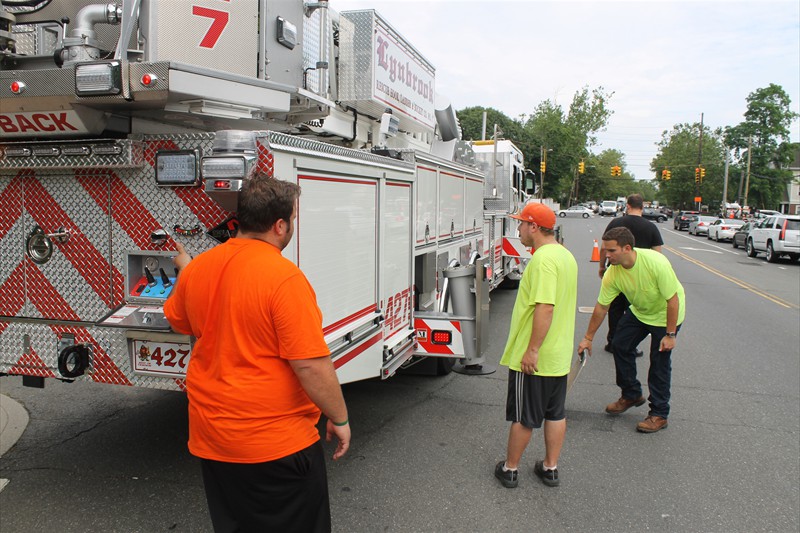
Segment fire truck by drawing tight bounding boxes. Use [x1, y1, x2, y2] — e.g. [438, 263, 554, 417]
[0, 0, 533, 390]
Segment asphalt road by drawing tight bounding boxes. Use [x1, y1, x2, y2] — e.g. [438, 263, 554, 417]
[0, 215, 798, 532]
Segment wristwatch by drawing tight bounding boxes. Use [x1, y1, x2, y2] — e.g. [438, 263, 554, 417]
[665, 332, 677, 338]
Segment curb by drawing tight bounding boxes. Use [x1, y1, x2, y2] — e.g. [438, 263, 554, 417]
[0, 394, 29, 458]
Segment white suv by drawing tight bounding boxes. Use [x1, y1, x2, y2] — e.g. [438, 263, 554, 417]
[746, 214, 800, 262]
[600, 201, 618, 216]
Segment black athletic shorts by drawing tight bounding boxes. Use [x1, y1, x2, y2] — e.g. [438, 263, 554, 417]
[506, 369, 568, 429]
[200, 440, 331, 533]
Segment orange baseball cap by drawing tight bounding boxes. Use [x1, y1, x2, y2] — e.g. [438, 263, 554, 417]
[509, 202, 556, 229]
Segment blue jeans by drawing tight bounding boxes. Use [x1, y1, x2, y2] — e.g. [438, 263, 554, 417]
[611, 312, 682, 419]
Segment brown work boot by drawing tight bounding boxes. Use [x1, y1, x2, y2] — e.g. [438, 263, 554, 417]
[636, 415, 668, 433]
[605, 396, 646, 415]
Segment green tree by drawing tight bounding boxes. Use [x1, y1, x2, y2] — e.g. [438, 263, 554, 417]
[725, 84, 798, 209]
[650, 123, 727, 210]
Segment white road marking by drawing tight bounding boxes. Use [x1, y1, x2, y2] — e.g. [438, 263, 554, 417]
[0, 479, 8, 492]
[664, 228, 740, 255]
[680, 247, 722, 254]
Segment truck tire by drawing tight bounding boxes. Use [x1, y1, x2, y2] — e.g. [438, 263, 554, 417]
[766, 242, 778, 263]
[746, 239, 757, 257]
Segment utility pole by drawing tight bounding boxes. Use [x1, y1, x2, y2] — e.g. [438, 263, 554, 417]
[722, 149, 729, 216]
[696, 113, 704, 210]
[744, 135, 752, 210]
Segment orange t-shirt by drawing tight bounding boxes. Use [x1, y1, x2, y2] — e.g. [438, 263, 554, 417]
[164, 238, 330, 463]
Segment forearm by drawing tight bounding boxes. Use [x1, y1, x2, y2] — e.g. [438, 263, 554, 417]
[527, 303, 554, 352]
[665, 294, 678, 332]
[289, 357, 348, 424]
[583, 303, 610, 340]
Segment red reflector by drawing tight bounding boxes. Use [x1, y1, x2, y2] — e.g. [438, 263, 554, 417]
[142, 74, 152, 85]
[213, 180, 231, 189]
[431, 330, 452, 345]
[10, 81, 23, 94]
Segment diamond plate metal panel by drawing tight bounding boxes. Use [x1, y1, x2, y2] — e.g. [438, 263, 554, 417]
[0, 174, 25, 317]
[0, 321, 184, 391]
[24, 173, 113, 321]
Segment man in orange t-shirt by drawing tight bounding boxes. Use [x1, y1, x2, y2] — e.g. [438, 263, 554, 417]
[165, 175, 350, 533]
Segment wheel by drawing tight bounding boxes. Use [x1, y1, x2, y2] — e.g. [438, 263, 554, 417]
[707, 232, 711, 240]
[582, 213, 589, 219]
[766, 242, 778, 263]
[658, 216, 666, 223]
[713, 233, 719, 242]
[746, 239, 757, 257]
[732, 239, 738, 249]
[559, 212, 566, 217]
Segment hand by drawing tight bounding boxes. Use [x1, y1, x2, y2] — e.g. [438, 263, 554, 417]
[326, 420, 351, 460]
[659, 335, 676, 352]
[578, 338, 592, 356]
[520, 348, 539, 374]
[172, 242, 192, 272]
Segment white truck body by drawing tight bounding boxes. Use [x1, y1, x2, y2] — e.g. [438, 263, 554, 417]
[0, 0, 529, 389]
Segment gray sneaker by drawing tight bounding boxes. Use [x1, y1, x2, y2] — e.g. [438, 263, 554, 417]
[494, 461, 518, 488]
[534, 460, 559, 487]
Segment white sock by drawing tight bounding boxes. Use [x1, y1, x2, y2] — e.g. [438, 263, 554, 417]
[543, 463, 557, 471]
[502, 462, 517, 472]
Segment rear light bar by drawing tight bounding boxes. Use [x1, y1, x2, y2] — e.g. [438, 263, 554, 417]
[780, 220, 787, 240]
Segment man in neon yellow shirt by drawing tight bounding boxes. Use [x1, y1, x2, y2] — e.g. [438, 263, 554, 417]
[494, 202, 577, 488]
[578, 227, 685, 433]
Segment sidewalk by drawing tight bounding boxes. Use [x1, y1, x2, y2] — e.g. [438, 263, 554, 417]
[0, 393, 29, 458]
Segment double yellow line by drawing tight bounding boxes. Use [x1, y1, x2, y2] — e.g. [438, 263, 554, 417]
[665, 246, 797, 309]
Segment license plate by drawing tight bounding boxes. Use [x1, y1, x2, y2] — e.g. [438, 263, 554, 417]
[131, 339, 191, 377]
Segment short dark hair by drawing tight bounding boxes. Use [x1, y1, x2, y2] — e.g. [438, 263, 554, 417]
[237, 173, 301, 233]
[603, 227, 635, 248]
[626, 194, 644, 210]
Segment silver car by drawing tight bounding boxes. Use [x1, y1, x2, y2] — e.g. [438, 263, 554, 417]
[688, 215, 719, 236]
[557, 205, 594, 219]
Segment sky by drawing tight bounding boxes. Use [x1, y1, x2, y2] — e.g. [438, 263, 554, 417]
[333, 0, 800, 181]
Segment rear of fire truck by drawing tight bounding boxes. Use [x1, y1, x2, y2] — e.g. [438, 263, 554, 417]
[0, 0, 528, 390]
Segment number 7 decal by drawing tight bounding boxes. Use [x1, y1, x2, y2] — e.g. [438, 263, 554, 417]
[192, 5, 229, 49]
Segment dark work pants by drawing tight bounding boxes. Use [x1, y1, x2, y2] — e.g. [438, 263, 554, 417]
[611, 313, 681, 419]
[200, 440, 331, 533]
[606, 293, 629, 344]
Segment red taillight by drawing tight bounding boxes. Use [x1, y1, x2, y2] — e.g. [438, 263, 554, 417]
[213, 180, 231, 189]
[780, 220, 787, 240]
[431, 330, 452, 345]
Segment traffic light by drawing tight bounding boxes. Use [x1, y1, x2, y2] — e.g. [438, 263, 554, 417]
[665, 170, 671, 180]
[611, 165, 621, 176]
[661, 169, 667, 179]
[695, 167, 700, 183]
[700, 167, 706, 181]
[540, 161, 546, 173]
[579, 161, 585, 174]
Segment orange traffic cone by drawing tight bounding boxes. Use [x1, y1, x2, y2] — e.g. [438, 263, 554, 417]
[590, 240, 600, 262]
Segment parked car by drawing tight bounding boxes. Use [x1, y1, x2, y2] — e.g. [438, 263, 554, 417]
[746, 214, 800, 262]
[731, 222, 753, 249]
[642, 208, 667, 223]
[557, 205, 593, 218]
[599, 200, 618, 216]
[659, 206, 674, 218]
[674, 210, 700, 230]
[688, 215, 718, 236]
[707, 219, 745, 242]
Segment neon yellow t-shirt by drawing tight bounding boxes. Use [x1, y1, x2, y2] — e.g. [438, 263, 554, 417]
[598, 248, 686, 326]
[499, 243, 578, 376]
